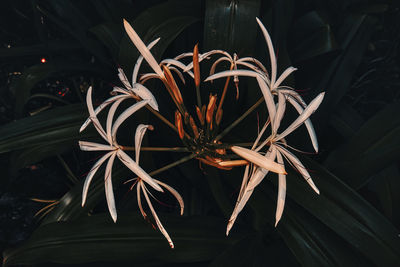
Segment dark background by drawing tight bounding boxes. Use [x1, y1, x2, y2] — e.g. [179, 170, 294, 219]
[0, 0, 399, 266]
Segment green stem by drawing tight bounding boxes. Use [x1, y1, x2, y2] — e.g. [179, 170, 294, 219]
[214, 96, 264, 141]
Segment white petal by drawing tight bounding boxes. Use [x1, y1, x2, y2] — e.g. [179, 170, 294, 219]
[252, 120, 270, 149]
[278, 88, 307, 107]
[134, 124, 150, 163]
[132, 38, 160, 84]
[273, 92, 286, 133]
[82, 151, 114, 207]
[123, 19, 165, 79]
[80, 95, 128, 132]
[156, 179, 184, 215]
[231, 146, 286, 175]
[168, 66, 186, 85]
[287, 96, 319, 152]
[237, 57, 268, 75]
[79, 141, 114, 151]
[276, 145, 320, 194]
[205, 70, 270, 86]
[247, 146, 277, 190]
[274, 67, 297, 89]
[116, 149, 163, 192]
[111, 100, 149, 140]
[118, 68, 132, 89]
[275, 92, 325, 141]
[184, 50, 231, 72]
[236, 61, 267, 76]
[141, 182, 174, 248]
[85, 86, 108, 142]
[275, 150, 286, 226]
[104, 152, 117, 222]
[132, 83, 158, 111]
[256, 75, 276, 127]
[139, 73, 160, 84]
[210, 57, 231, 76]
[106, 98, 125, 145]
[256, 17, 277, 87]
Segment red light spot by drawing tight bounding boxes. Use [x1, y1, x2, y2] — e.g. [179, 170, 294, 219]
[41, 58, 46, 63]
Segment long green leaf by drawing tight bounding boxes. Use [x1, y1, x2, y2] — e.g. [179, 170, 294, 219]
[3, 213, 243, 266]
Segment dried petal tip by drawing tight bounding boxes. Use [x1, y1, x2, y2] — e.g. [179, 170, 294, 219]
[231, 146, 286, 175]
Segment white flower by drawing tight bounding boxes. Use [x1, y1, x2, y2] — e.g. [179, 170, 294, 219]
[79, 86, 162, 223]
[130, 124, 184, 249]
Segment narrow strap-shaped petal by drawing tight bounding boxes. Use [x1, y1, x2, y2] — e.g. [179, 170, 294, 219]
[231, 146, 285, 175]
[156, 179, 184, 215]
[168, 66, 186, 84]
[139, 73, 160, 84]
[123, 19, 165, 79]
[140, 182, 174, 248]
[278, 88, 307, 107]
[247, 146, 277, 190]
[237, 57, 269, 76]
[236, 61, 267, 76]
[132, 83, 159, 111]
[252, 119, 270, 149]
[86, 86, 108, 142]
[205, 70, 270, 86]
[104, 152, 117, 222]
[79, 141, 114, 151]
[287, 96, 319, 152]
[82, 151, 114, 207]
[161, 59, 194, 78]
[132, 38, 160, 84]
[256, 17, 277, 87]
[256, 75, 276, 128]
[134, 124, 150, 163]
[111, 100, 149, 140]
[273, 92, 286, 134]
[106, 98, 125, 145]
[137, 181, 147, 218]
[184, 50, 232, 72]
[275, 92, 325, 142]
[274, 67, 297, 89]
[118, 68, 132, 89]
[210, 56, 232, 76]
[116, 149, 163, 192]
[275, 150, 286, 226]
[80, 95, 128, 132]
[276, 145, 320, 194]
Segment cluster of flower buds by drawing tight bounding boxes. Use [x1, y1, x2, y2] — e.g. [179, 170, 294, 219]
[79, 17, 324, 247]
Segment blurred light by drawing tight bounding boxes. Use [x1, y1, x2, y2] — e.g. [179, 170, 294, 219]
[41, 58, 46, 63]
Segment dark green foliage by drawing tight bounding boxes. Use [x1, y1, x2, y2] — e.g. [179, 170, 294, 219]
[1, 0, 399, 266]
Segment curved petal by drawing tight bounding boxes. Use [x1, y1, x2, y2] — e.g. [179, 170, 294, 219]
[274, 67, 297, 89]
[111, 100, 149, 140]
[256, 17, 277, 87]
[275, 92, 325, 141]
[231, 146, 285, 175]
[82, 151, 114, 207]
[106, 98, 125, 145]
[80, 95, 128, 132]
[132, 38, 160, 84]
[85, 86, 107, 142]
[134, 124, 150, 163]
[287, 96, 319, 152]
[141, 182, 174, 248]
[118, 68, 131, 89]
[79, 141, 114, 151]
[273, 92, 286, 133]
[156, 179, 184, 215]
[276, 145, 319, 194]
[123, 19, 165, 79]
[104, 152, 117, 222]
[256, 75, 276, 128]
[116, 149, 163, 192]
[275, 150, 286, 226]
[132, 84, 159, 111]
[205, 70, 270, 86]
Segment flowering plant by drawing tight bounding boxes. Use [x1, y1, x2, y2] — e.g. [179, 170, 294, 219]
[79, 17, 324, 247]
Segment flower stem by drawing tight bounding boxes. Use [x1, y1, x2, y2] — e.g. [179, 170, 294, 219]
[214, 96, 264, 142]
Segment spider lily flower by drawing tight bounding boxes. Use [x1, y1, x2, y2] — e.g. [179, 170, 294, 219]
[79, 39, 160, 133]
[227, 78, 325, 233]
[131, 124, 184, 248]
[79, 86, 163, 222]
